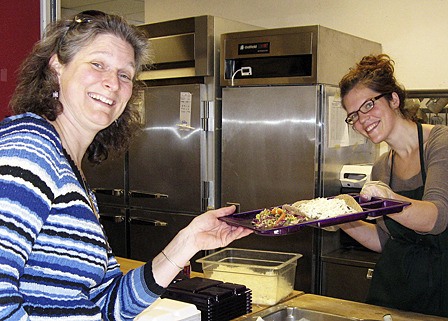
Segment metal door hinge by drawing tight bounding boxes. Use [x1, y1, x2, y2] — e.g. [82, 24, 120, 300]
[202, 180, 213, 211]
[201, 100, 215, 132]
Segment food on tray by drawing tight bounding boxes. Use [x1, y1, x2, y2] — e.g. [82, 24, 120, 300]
[292, 194, 363, 220]
[252, 207, 307, 229]
[252, 194, 362, 228]
[334, 194, 363, 212]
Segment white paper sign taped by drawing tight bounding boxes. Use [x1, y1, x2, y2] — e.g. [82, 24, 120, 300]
[177, 92, 194, 130]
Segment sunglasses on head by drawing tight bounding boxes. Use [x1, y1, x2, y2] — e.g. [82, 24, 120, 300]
[58, 10, 107, 51]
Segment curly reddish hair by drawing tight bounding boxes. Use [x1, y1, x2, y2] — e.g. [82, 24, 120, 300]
[339, 54, 415, 121]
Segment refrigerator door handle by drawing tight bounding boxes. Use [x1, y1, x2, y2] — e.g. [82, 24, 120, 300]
[129, 217, 168, 226]
[98, 213, 125, 223]
[93, 188, 125, 197]
[226, 202, 241, 213]
[129, 190, 169, 199]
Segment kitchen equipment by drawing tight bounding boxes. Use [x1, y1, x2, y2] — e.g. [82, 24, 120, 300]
[219, 25, 381, 293]
[197, 248, 302, 305]
[404, 98, 420, 113]
[404, 98, 429, 123]
[82, 16, 260, 266]
[426, 98, 448, 125]
[426, 97, 448, 114]
[339, 164, 373, 189]
[162, 277, 252, 321]
[416, 108, 429, 123]
[407, 90, 448, 126]
[430, 114, 444, 125]
[219, 196, 411, 235]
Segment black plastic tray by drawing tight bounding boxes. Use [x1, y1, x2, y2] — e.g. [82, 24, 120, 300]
[162, 277, 251, 321]
[219, 195, 411, 236]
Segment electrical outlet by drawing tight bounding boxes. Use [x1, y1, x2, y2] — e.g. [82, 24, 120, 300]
[241, 67, 252, 76]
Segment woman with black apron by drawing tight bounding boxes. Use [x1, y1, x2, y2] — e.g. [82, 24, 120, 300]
[367, 122, 448, 316]
[338, 54, 448, 317]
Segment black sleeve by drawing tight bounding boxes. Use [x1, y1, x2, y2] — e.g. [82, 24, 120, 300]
[143, 262, 166, 296]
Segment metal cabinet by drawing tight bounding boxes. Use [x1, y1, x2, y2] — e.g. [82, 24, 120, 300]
[321, 249, 380, 302]
[128, 209, 203, 271]
[98, 204, 127, 257]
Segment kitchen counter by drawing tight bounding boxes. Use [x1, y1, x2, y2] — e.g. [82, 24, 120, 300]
[116, 257, 145, 274]
[116, 257, 447, 321]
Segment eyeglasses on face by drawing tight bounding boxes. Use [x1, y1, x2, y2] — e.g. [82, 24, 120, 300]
[345, 92, 391, 125]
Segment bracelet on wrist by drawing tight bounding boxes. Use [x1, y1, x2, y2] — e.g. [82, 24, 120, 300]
[161, 250, 183, 270]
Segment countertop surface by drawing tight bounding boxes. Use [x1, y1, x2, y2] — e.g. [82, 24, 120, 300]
[116, 257, 448, 321]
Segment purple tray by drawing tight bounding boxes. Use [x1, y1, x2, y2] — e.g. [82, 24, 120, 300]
[219, 195, 411, 236]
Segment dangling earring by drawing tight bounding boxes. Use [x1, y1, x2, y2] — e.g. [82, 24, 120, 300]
[114, 119, 118, 127]
[52, 91, 59, 99]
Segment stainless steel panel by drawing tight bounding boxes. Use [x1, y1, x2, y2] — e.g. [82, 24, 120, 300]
[83, 154, 126, 206]
[128, 84, 202, 213]
[138, 16, 261, 81]
[149, 34, 195, 64]
[221, 85, 318, 212]
[221, 85, 319, 294]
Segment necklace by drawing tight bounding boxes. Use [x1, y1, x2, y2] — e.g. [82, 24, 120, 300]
[62, 146, 99, 220]
[80, 171, 100, 219]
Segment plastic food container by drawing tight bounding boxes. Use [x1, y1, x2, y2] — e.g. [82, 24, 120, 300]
[197, 248, 302, 305]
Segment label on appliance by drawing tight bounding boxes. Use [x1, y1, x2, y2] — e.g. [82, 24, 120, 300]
[238, 42, 270, 54]
[177, 92, 194, 130]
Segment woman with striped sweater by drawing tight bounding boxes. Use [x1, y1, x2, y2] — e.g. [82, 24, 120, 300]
[0, 11, 252, 320]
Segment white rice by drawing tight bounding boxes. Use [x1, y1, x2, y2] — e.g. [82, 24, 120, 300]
[293, 197, 357, 220]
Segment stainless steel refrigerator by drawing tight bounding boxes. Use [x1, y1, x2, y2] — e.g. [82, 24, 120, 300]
[126, 82, 219, 267]
[83, 16, 260, 269]
[219, 26, 382, 293]
[83, 82, 209, 266]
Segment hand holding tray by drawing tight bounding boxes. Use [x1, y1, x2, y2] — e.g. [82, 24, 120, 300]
[219, 195, 411, 236]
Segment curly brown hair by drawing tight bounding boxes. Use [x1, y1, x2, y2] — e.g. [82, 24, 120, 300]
[9, 11, 151, 164]
[339, 54, 415, 121]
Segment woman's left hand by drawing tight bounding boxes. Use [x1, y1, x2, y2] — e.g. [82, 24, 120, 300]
[360, 180, 396, 201]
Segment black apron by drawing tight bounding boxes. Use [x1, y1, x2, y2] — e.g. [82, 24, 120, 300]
[366, 122, 448, 317]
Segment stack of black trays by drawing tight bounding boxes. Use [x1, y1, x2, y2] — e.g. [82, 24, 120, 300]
[162, 277, 252, 321]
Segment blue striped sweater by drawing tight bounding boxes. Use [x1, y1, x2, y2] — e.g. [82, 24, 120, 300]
[0, 113, 163, 320]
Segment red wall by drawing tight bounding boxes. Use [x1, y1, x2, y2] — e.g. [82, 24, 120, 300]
[0, 1, 41, 120]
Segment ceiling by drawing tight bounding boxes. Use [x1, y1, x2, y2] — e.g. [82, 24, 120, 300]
[61, 0, 145, 25]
